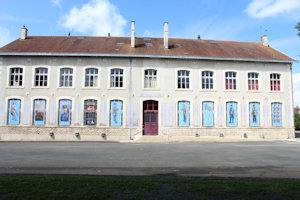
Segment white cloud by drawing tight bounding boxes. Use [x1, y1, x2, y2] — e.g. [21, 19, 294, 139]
[245, 0, 300, 18]
[0, 27, 13, 48]
[293, 73, 300, 107]
[52, 0, 62, 8]
[59, 0, 126, 36]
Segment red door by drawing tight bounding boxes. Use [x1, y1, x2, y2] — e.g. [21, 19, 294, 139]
[143, 101, 158, 135]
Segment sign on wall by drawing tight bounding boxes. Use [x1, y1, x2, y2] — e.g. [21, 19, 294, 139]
[203, 102, 214, 127]
[59, 100, 71, 126]
[226, 102, 237, 127]
[272, 103, 282, 127]
[110, 100, 122, 126]
[249, 102, 260, 127]
[178, 101, 190, 127]
[33, 99, 46, 125]
[84, 100, 97, 126]
[8, 99, 21, 125]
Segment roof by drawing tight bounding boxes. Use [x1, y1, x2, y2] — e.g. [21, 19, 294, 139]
[0, 36, 294, 63]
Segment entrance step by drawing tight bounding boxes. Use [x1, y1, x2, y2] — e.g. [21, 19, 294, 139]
[134, 135, 169, 143]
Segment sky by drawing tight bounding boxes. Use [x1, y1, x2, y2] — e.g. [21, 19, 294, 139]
[0, 0, 300, 105]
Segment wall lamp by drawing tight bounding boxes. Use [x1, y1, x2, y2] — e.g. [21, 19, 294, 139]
[75, 132, 80, 138]
[243, 133, 248, 138]
[101, 132, 106, 139]
[49, 131, 54, 137]
[195, 133, 200, 137]
[220, 133, 224, 137]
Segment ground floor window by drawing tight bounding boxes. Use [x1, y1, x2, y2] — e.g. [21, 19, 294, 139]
[203, 102, 214, 127]
[227, 102, 237, 127]
[178, 101, 190, 127]
[249, 102, 260, 127]
[8, 99, 21, 125]
[33, 99, 46, 125]
[110, 100, 122, 126]
[59, 99, 71, 126]
[272, 103, 282, 126]
[84, 100, 97, 126]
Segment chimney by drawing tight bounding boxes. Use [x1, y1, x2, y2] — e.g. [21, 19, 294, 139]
[164, 22, 168, 49]
[197, 35, 201, 40]
[261, 35, 268, 47]
[21, 25, 28, 40]
[131, 21, 135, 48]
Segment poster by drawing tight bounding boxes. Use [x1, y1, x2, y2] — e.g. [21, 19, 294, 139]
[34, 99, 46, 125]
[8, 99, 21, 125]
[110, 100, 122, 126]
[59, 100, 71, 126]
[272, 103, 282, 126]
[178, 101, 190, 127]
[227, 102, 237, 127]
[203, 102, 214, 127]
[249, 102, 260, 127]
[85, 100, 97, 125]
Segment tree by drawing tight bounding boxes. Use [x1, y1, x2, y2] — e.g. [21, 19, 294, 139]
[295, 113, 300, 130]
[296, 22, 300, 37]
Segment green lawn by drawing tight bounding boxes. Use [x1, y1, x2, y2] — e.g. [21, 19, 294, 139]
[1, 176, 300, 199]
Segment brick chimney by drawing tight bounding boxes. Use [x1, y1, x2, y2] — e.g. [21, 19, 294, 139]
[261, 35, 268, 47]
[21, 25, 28, 40]
[164, 22, 168, 49]
[131, 21, 135, 48]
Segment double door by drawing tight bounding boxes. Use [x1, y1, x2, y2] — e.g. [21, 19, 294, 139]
[143, 100, 158, 135]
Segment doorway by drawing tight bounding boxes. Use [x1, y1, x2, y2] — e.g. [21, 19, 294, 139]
[143, 100, 158, 135]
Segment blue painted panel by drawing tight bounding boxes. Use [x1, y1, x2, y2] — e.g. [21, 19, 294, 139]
[110, 101, 122, 126]
[272, 103, 282, 127]
[227, 102, 237, 127]
[34, 100, 46, 125]
[203, 102, 214, 127]
[59, 100, 71, 126]
[178, 101, 190, 127]
[8, 99, 20, 125]
[249, 103, 260, 127]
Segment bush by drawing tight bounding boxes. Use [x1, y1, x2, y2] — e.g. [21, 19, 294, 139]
[295, 114, 300, 130]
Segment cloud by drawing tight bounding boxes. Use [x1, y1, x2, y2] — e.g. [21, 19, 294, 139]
[52, 0, 62, 8]
[59, 0, 126, 36]
[293, 73, 300, 107]
[0, 27, 13, 48]
[245, 0, 300, 18]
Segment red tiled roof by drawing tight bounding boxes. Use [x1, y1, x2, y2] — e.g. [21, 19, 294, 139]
[0, 36, 294, 61]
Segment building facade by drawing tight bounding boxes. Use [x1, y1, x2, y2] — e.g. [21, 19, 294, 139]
[0, 23, 295, 142]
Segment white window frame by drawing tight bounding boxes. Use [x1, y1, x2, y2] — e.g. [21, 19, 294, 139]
[144, 69, 158, 89]
[201, 71, 214, 90]
[110, 68, 124, 88]
[59, 67, 73, 87]
[9, 67, 23, 87]
[34, 67, 48, 87]
[270, 73, 281, 91]
[248, 72, 259, 91]
[83, 99, 98, 126]
[225, 71, 237, 90]
[177, 70, 190, 89]
[84, 68, 99, 87]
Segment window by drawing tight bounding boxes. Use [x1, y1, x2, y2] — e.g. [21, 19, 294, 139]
[177, 70, 190, 89]
[110, 68, 123, 88]
[225, 72, 237, 90]
[8, 99, 21, 125]
[248, 73, 259, 90]
[144, 69, 157, 88]
[272, 103, 282, 126]
[249, 102, 260, 127]
[226, 102, 237, 127]
[178, 101, 190, 126]
[203, 101, 214, 127]
[84, 99, 97, 126]
[34, 68, 48, 87]
[110, 100, 123, 126]
[59, 68, 73, 87]
[9, 67, 23, 86]
[85, 68, 98, 87]
[59, 99, 71, 126]
[270, 73, 280, 91]
[202, 71, 213, 89]
[33, 99, 46, 125]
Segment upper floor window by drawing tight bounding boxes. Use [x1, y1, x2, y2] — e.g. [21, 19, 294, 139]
[248, 72, 259, 90]
[225, 71, 237, 90]
[144, 69, 157, 88]
[110, 68, 123, 88]
[34, 68, 48, 87]
[177, 70, 190, 89]
[59, 68, 73, 87]
[270, 73, 280, 91]
[9, 67, 23, 86]
[202, 71, 213, 89]
[85, 68, 98, 87]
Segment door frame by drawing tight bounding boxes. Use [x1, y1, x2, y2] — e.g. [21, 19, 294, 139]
[143, 100, 159, 135]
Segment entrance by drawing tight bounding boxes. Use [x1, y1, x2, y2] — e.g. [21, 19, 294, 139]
[143, 100, 158, 135]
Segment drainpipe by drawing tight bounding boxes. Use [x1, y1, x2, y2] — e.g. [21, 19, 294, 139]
[129, 59, 133, 140]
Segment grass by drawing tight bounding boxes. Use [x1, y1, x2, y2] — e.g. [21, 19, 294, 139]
[1, 176, 300, 199]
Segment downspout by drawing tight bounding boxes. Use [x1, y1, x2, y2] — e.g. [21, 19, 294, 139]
[290, 63, 295, 138]
[129, 58, 133, 140]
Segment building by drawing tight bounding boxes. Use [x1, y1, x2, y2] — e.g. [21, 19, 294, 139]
[0, 22, 295, 142]
[295, 106, 300, 115]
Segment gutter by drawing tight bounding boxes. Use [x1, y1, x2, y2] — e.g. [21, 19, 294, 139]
[0, 52, 296, 64]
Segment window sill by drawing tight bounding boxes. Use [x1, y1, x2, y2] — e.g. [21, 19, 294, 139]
[246, 90, 262, 93]
[81, 87, 101, 90]
[56, 87, 76, 89]
[175, 89, 193, 91]
[200, 89, 216, 92]
[224, 90, 240, 92]
[6, 86, 24, 89]
[31, 86, 50, 89]
[142, 88, 160, 91]
[108, 87, 126, 90]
